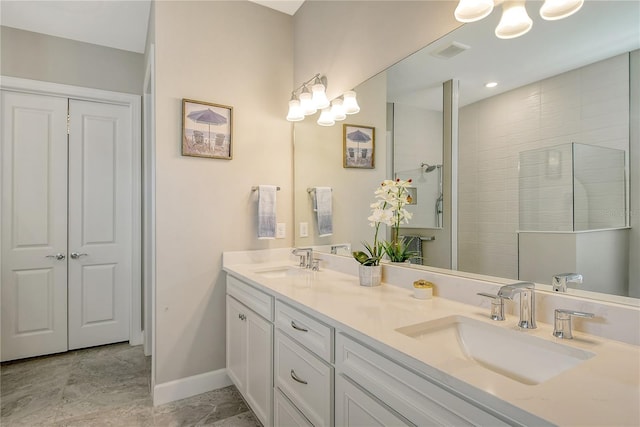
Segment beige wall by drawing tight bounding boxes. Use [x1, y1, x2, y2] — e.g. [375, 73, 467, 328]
[294, 72, 387, 249]
[153, 0, 293, 384]
[293, 1, 461, 99]
[0, 26, 144, 95]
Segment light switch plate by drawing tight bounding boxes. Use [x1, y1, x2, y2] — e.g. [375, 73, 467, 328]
[276, 223, 286, 239]
[299, 222, 309, 237]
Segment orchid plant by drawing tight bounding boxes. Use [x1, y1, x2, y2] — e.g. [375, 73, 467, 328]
[353, 178, 416, 266]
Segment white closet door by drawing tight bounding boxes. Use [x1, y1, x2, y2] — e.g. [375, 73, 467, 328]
[67, 99, 132, 350]
[1, 91, 69, 362]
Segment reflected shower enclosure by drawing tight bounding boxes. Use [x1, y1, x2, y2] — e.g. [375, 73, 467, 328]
[518, 143, 626, 231]
[395, 163, 443, 229]
[518, 143, 629, 296]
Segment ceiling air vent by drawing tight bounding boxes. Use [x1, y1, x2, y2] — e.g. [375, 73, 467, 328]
[431, 42, 470, 59]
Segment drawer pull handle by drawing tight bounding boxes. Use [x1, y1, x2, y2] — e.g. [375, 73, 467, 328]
[290, 369, 308, 385]
[291, 321, 308, 332]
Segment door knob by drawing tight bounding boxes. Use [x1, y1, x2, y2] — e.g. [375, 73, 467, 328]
[70, 252, 88, 259]
[45, 253, 66, 260]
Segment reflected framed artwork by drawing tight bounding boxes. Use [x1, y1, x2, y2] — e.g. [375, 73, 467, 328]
[343, 124, 375, 169]
[182, 98, 233, 159]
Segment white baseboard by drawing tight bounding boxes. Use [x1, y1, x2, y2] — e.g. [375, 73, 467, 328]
[130, 330, 144, 346]
[153, 368, 233, 406]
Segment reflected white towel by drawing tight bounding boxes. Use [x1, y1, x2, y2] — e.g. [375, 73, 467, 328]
[314, 187, 333, 237]
[258, 185, 277, 239]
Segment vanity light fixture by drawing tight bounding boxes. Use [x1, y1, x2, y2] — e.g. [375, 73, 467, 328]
[286, 93, 304, 122]
[311, 76, 330, 109]
[539, 0, 584, 20]
[286, 73, 361, 125]
[455, 0, 584, 39]
[299, 85, 317, 116]
[454, 0, 494, 22]
[495, 0, 532, 39]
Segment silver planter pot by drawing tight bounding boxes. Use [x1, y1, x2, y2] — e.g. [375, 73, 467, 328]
[358, 264, 382, 287]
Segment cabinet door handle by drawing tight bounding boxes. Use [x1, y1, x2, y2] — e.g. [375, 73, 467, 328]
[238, 313, 246, 321]
[290, 369, 308, 385]
[290, 320, 308, 332]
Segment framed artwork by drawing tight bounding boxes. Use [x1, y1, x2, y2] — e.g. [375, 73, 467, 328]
[343, 124, 375, 168]
[182, 98, 233, 159]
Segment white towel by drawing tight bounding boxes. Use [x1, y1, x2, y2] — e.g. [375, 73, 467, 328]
[258, 185, 277, 239]
[314, 187, 333, 237]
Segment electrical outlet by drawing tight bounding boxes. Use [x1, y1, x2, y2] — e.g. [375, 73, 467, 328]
[299, 222, 309, 237]
[276, 223, 286, 239]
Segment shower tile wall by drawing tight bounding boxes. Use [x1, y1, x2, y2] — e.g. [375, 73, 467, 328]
[458, 52, 630, 279]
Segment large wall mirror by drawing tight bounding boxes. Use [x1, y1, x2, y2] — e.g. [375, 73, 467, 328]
[294, 1, 639, 304]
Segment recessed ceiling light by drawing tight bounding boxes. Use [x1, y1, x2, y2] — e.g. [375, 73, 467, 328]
[485, 82, 498, 88]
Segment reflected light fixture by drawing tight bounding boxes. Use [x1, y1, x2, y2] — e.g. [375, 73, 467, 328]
[286, 73, 361, 125]
[330, 98, 346, 121]
[485, 81, 498, 88]
[343, 91, 361, 115]
[317, 108, 335, 126]
[454, 0, 584, 39]
[495, 0, 532, 39]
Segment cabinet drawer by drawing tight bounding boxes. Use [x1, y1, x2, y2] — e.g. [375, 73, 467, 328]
[276, 300, 333, 362]
[274, 387, 313, 427]
[275, 331, 333, 427]
[336, 333, 510, 427]
[335, 374, 412, 427]
[227, 275, 273, 321]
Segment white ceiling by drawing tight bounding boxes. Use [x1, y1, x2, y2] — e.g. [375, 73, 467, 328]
[1, 1, 152, 53]
[0, 0, 303, 54]
[2, 0, 636, 106]
[386, 0, 640, 111]
[249, 0, 305, 15]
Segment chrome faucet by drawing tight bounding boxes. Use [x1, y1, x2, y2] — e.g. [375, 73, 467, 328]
[497, 282, 537, 329]
[330, 244, 350, 255]
[292, 247, 313, 269]
[552, 273, 583, 292]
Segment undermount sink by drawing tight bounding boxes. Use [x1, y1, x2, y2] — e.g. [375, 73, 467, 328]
[252, 265, 311, 279]
[396, 315, 595, 385]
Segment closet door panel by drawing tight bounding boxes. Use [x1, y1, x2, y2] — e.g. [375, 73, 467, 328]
[1, 91, 68, 362]
[67, 99, 132, 349]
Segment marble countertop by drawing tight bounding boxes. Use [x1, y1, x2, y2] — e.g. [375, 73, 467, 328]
[223, 257, 640, 427]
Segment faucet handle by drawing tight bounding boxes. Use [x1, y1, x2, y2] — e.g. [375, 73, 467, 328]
[553, 308, 595, 339]
[552, 273, 583, 292]
[477, 292, 505, 321]
[291, 250, 307, 267]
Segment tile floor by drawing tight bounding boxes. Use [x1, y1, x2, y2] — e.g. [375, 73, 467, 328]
[1, 343, 260, 426]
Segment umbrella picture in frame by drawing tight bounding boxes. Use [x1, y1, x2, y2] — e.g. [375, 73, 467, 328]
[343, 124, 375, 168]
[182, 98, 233, 159]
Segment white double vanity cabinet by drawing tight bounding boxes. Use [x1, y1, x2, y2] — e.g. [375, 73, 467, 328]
[224, 250, 639, 427]
[226, 274, 513, 427]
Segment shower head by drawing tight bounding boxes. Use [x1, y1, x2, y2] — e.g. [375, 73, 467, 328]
[420, 163, 437, 173]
